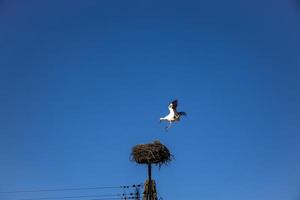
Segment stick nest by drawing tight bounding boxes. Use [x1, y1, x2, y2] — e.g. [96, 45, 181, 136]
[131, 140, 172, 166]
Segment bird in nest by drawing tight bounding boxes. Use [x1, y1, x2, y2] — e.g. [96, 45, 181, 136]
[160, 100, 187, 130]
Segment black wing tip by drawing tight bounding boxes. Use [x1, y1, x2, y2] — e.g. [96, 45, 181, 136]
[179, 112, 187, 116]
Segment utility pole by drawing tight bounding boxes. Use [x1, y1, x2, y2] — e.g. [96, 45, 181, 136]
[148, 164, 152, 200]
[131, 141, 171, 200]
[142, 164, 157, 200]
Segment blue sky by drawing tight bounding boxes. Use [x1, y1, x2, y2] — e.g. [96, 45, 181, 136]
[0, 0, 300, 200]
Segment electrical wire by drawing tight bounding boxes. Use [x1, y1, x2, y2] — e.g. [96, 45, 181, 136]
[17, 194, 120, 200]
[0, 185, 142, 194]
[0, 187, 119, 194]
[89, 198, 126, 200]
[1, 183, 142, 200]
[90, 197, 140, 200]
[86, 198, 120, 200]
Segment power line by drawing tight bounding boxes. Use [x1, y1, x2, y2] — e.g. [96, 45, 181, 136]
[88, 198, 120, 200]
[13, 193, 141, 200]
[17, 194, 120, 200]
[0, 187, 119, 194]
[86, 199, 120, 200]
[90, 198, 140, 200]
[0, 185, 142, 194]
[88, 198, 127, 200]
[17, 192, 142, 200]
[18, 194, 121, 200]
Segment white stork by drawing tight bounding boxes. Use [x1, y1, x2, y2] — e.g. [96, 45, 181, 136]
[160, 100, 187, 130]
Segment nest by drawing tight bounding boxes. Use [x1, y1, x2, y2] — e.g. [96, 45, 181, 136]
[131, 140, 172, 166]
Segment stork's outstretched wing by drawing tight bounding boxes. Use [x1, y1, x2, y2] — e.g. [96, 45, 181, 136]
[170, 100, 178, 109]
[178, 111, 187, 116]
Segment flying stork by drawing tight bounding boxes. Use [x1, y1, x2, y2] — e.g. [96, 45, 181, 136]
[160, 100, 187, 130]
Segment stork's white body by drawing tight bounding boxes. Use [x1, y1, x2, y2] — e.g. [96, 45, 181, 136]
[160, 105, 178, 122]
[160, 100, 186, 130]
